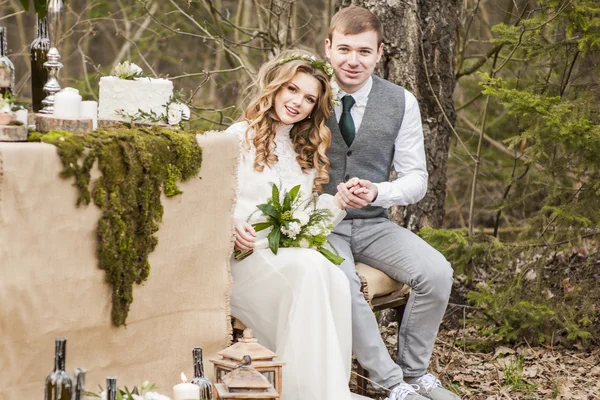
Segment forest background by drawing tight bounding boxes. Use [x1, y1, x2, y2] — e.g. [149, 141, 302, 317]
[2, 0, 599, 398]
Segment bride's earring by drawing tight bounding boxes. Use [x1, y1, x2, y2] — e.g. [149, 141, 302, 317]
[308, 114, 312, 119]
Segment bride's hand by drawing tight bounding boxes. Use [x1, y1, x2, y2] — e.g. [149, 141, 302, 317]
[234, 220, 257, 251]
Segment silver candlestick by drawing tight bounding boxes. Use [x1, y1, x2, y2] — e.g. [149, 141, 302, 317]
[40, 0, 65, 114]
[40, 47, 62, 114]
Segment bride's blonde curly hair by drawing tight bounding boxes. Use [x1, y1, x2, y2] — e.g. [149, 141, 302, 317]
[243, 50, 334, 192]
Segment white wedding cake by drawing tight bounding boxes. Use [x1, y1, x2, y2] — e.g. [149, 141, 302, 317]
[98, 76, 173, 122]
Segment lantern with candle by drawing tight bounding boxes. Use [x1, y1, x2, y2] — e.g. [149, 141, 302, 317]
[210, 329, 284, 396]
[214, 357, 279, 400]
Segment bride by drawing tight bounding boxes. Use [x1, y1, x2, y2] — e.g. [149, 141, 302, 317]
[227, 50, 367, 400]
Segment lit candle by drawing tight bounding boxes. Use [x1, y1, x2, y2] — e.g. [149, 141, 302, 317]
[173, 372, 200, 400]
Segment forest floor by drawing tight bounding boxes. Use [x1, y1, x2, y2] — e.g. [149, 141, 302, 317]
[350, 307, 600, 400]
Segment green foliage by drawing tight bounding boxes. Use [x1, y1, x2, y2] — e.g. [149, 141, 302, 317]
[466, 283, 556, 344]
[501, 354, 536, 392]
[30, 127, 202, 326]
[419, 227, 506, 279]
[451, 0, 600, 346]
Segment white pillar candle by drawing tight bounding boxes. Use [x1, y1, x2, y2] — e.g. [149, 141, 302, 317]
[80, 100, 98, 129]
[54, 87, 82, 118]
[173, 382, 200, 400]
[15, 109, 28, 126]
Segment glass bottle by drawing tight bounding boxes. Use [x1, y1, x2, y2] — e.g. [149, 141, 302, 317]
[106, 377, 118, 400]
[191, 347, 213, 400]
[0, 26, 15, 96]
[73, 368, 86, 400]
[30, 16, 50, 112]
[44, 337, 73, 400]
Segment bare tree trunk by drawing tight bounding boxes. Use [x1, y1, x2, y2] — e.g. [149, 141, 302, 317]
[336, 0, 459, 230]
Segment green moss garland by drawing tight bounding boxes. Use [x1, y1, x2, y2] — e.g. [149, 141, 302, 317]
[29, 127, 202, 326]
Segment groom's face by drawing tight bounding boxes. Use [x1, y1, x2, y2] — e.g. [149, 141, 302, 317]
[325, 29, 383, 94]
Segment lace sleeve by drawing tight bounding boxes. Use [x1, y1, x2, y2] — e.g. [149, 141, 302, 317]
[316, 194, 346, 226]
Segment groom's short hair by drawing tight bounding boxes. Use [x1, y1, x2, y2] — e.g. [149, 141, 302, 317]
[329, 6, 383, 46]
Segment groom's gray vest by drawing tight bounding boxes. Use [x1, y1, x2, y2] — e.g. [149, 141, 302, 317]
[323, 75, 406, 220]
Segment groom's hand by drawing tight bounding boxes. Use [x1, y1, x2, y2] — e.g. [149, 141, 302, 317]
[336, 177, 378, 209]
[234, 220, 256, 251]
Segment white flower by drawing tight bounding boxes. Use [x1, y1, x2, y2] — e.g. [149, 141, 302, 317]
[299, 238, 310, 248]
[131, 395, 144, 400]
[330, 78, 341, 106]
[1, 103, 11, 114]
[144, 392, 171, 400]
[307, 225, 322, 237]
[293, 210, 310, 225]
[167, 102, 190, 125]
[113, 61, 144, 80]
[281, 221, 302, 239]
[167, 106, 183, 125]
[100, 391, 107, 400]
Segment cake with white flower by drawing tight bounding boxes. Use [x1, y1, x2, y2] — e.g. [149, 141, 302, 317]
[98, 61, 183, 124]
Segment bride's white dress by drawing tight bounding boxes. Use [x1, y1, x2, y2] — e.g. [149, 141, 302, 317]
[227, 121, 368, 400]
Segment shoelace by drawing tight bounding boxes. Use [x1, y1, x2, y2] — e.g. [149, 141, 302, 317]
[385, 382, 420, 400]
[417, 373, 442, 393]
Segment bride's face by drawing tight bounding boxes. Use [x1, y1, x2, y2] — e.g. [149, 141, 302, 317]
[273, 71, 320, 125]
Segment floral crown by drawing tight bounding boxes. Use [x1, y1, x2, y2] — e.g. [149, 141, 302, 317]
[278, 53, 334, 78]
[277, 53, 340, 107]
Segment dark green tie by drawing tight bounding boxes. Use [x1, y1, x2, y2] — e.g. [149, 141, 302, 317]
[339, 95, 356, 147]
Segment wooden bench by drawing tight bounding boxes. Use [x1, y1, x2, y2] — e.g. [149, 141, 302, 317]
[232, 262, 411, 396]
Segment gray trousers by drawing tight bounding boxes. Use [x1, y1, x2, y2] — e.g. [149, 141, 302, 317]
[328, 218, 453, 388]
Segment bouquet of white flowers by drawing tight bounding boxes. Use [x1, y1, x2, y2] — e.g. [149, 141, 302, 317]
[235, 183, 344, 265]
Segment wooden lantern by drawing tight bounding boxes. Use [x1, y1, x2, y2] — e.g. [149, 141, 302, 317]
[210, 329, 285, 396]
[214, 361, 279, 399]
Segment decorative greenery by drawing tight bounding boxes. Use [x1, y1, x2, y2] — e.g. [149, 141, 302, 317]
[116, 91, 191, 128]
[87, 380, 170, 400]
[278, 53, 334, 77]
[235, 183, 344, 265]
[29, 127, 202, 326]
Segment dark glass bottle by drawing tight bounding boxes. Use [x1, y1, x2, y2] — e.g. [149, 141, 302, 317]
[191, 347, 213, 400]
[73, 368, 86, 400]
[44, 337, 73, 400]
[0, 26, 15, 96]
[30, 16, 50, 112]
[106, 377, 118, 400]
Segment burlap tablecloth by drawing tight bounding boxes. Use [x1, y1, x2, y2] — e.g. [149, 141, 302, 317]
[0, 131, 238, 399]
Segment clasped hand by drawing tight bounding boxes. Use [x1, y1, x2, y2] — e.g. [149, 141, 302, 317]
[336, 177, 378, 209]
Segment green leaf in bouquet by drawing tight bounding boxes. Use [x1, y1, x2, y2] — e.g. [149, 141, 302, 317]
[288, 185, 301, 203]
[283, 190, 291, 211]
[318, 247, 345, 265]
[258, 204, 279, 220]
[252, 222, 273, 232]
[268, 227, 281, 254]
[271, 184, 281, 208]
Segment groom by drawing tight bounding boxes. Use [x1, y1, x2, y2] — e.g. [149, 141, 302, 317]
[323, 6, 460, 400]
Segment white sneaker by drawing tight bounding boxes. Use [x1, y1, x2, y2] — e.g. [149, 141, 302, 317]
[406, 374, 461, 400]
[385, 382, 428, 400]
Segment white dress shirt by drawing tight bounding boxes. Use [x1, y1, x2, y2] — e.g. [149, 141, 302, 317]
[333, 76, 428, 208]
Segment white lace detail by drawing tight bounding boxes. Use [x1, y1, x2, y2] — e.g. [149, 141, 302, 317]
[385, 382, 420, 400]
[417, 373, 442, 393]
[273, 124, 308, 185]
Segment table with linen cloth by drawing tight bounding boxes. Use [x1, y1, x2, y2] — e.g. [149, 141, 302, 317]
[0, 131, 238, 399]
